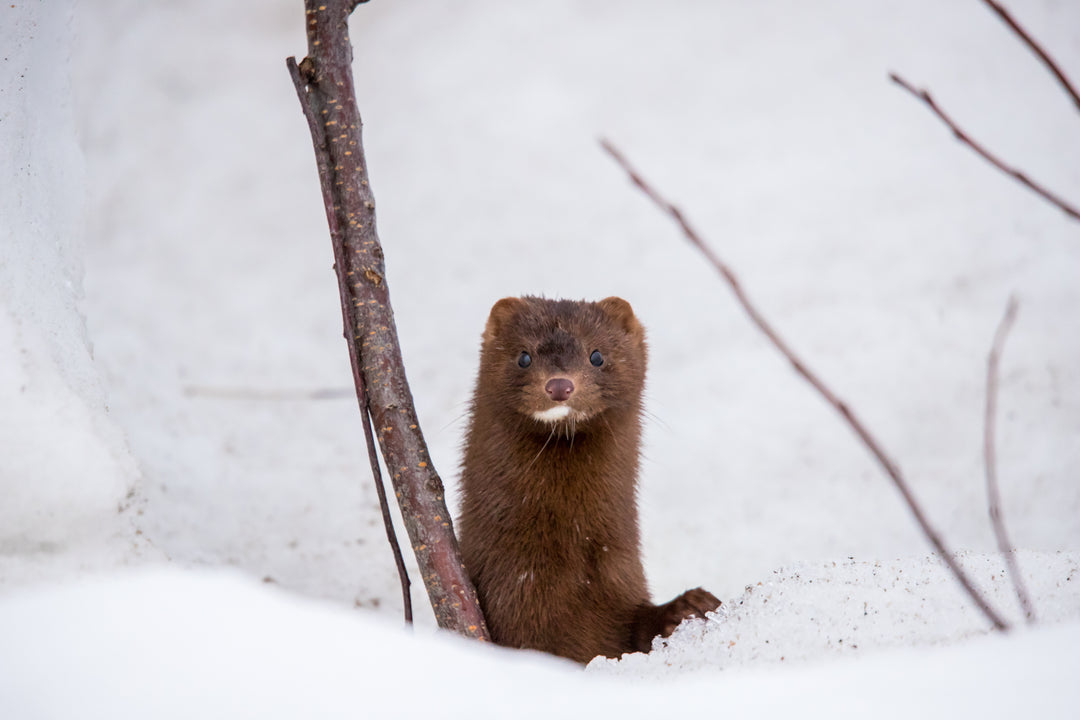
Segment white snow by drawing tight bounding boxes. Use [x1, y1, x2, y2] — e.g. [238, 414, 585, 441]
[591, 550, 1080, 677]
[0, 0, 149, 586]
[1, 569, 1077, 719]
[2, 0, 1080, 716]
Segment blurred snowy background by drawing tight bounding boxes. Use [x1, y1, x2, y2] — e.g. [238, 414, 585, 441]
[2, 0, 1078, 716]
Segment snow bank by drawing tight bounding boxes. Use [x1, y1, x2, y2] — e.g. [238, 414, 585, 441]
[591, 550, 1080, 677]
[0, 1, 144, 586]
[0, 568, 1076, 719]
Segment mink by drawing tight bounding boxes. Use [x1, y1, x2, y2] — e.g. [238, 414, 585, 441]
[457, 296, 720, 663]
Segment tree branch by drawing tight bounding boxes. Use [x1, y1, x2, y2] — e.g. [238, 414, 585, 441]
[600, 138, 1010, 632]
[984, 295, 1035, 623]
[287, 1, 488, 640]
[981, 0, 1080, 114]
[888, 73, 1080, 222]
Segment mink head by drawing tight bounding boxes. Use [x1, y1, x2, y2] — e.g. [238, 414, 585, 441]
[475, 296, 647, 433]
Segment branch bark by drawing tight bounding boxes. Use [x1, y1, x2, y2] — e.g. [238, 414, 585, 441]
[287, 1, 488, 640]
[984, 296, 1036, 623]
[600, 139, 1010, 632]
[888, 73, 1080, 222]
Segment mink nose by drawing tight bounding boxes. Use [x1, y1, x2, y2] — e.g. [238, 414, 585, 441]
[545, 378, 575, 402]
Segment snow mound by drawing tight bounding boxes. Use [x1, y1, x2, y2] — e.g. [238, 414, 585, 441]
[591, 551, 1080, 677]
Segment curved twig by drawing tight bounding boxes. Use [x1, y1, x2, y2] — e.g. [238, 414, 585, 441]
[984, 295, 1035, 623]
[889, 73, 1080, 222]
[600, 138, 1009, 632]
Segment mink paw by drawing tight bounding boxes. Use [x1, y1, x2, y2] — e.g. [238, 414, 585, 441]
[631, 587, 722, 652]
[655, 587, 722, 638]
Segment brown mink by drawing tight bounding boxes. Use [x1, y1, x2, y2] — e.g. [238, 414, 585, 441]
[457, 296, 720, 663]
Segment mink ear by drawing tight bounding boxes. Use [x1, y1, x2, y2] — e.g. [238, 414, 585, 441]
[484, 297, 525, 343]
[598, 296, 643, 337]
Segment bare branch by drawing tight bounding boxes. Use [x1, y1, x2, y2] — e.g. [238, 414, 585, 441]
[984, 296, 1036, 623]
[287, 1, 488, 639]
[600, 138, 1010, 632]
[888, 73, 1080, 222]
[981, 0, 1080, 114]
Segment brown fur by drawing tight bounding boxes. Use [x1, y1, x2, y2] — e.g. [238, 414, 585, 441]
[458, 296, 720, 663]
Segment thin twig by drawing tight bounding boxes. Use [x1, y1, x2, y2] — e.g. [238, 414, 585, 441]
[357, 361, 413, 625]
[288, 54, 413, 626]
[984, 295, 1035, 624]
[981, 0, 1080, 114]
[183, 385, 353, 401]
[889, 73, 1080, 222]
[600, 138, 1010, 632]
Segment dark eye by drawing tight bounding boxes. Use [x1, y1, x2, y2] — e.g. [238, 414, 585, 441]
[590, 350, 604, 367]
[518, 351, 532, 368]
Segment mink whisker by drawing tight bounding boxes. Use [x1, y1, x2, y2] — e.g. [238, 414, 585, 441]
[521, 424, 557, 479]
[600, 413, 616, 443]
[642, 409, 670, 433]
[440, 410, 471, 433]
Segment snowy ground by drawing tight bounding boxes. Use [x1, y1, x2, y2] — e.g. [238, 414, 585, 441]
[3, 0, 1079, 716]
[1, 569, 1078, 719]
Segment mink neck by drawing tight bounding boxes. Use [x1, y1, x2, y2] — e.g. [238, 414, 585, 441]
[482, 403, 643, 504]
[461, 399, 645, 552]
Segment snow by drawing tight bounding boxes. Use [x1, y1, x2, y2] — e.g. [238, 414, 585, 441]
[591, 550, 1080, 677]
[1, 569, 1078, 719]
[2, 0, 1080, 716]
[0, 0, 148, 586]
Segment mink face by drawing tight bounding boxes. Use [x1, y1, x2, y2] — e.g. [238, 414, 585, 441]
[474, 296, 647, 436]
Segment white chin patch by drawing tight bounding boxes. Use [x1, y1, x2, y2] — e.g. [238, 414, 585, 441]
[532, 405, 572, 423]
